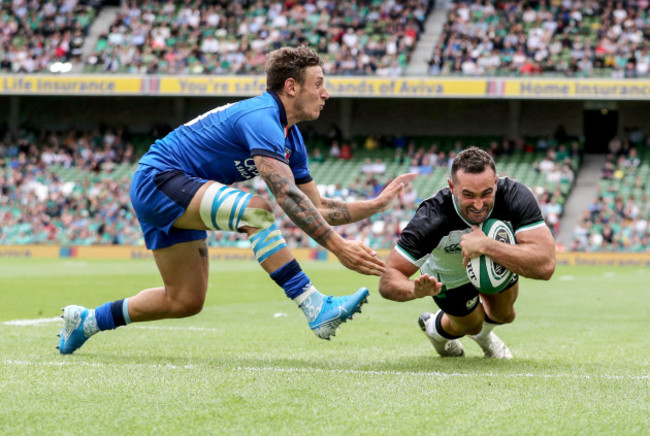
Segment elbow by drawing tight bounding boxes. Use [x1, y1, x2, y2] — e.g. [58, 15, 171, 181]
[537, 259, 556, 281]
[377, 280, 391, 300]
[378, 278, 399, 301]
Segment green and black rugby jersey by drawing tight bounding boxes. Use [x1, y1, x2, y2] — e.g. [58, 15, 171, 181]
[395, 177, 547, 290]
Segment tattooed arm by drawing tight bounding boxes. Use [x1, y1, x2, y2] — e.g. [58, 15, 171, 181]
[254, 155, 385, 275]
[298, 173, 419, 226]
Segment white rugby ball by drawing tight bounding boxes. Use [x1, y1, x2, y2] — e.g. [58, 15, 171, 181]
[465, 219, 515, 294]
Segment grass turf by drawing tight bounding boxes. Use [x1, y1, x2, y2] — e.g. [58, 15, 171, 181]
[1, 259, 648, 435]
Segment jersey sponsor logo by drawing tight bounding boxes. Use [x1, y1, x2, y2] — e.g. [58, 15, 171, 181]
[234, 158, 259, 179]
[443, 243, 462, 254]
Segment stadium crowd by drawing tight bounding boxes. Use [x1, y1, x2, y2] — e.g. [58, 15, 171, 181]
[4, 0, 650, 79]
[0, 0, 100, 73]
[429, 0, 650, 77]
[84, 0, 433, 76]
[2, 125, 622, 250]
[569, 139, 650, 252]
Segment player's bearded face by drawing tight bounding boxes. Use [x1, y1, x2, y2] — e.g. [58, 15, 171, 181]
[295, 66, 329, 121]
[449, 169, 497, 224]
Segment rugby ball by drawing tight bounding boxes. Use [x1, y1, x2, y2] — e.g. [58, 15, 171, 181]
[465, 219, 515, 294]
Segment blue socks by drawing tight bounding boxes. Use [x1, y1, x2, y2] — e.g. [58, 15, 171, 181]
[270, 259, 324, 318]
[95, 298, 131, 331]
[270, 259, 312, 300]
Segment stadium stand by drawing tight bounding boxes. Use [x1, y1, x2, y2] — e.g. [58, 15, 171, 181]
[0, 127, 581, 249]
[569, 146, 650, 251]
[428, 0, 650, 77]
[82, 0, 434, 75]
[0, 0, 101, 73]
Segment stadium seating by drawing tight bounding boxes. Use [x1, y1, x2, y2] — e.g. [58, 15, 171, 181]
[569, 147, 649, 251]
[0, 0, 100, 73]
[429, 0, 650, 77]
[2, 129, 579, 249]
[83, 0, 433, 75]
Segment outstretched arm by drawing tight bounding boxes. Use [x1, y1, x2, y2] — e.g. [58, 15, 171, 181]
[298, 172, 417, 225]
[378, 249, 443, 302]
[254, 155, 385, 275]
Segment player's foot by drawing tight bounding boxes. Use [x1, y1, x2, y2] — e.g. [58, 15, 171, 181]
[57, 305, 99, 355]
[418, 312, 465, 357]
[305, 287, 369, 340]
[470, 331, 513, 359]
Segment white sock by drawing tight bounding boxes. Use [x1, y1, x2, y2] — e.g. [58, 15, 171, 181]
[84, 309, 100, 336]
[293, 284, 318, 306]
[471, 320, 497, 341]
[293, 284, 324, 322]
[427, 310, 450, 343]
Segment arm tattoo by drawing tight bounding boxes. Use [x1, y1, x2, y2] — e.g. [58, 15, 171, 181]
[256, 157, 333, 246]
[320, 198, 352, 225]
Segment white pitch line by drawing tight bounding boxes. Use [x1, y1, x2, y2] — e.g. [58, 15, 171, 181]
[1, 360, 648, 381]
[1, 317, 218, 332]
[131, 325, 220, 332]
[3, 317, 61, 326]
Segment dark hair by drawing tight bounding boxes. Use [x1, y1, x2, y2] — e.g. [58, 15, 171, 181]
[265, 46, 324, 92]
[451, 146, 496, 181]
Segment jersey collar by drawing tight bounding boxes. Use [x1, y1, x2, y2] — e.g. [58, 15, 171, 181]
[268, 91, 289, 136]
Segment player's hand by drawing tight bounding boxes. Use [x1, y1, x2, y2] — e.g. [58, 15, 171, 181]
[374, 172, 417, 212]
[334, 239, 385, 276]
[413, 273, 443, 298]
[460, 226, 488, 267]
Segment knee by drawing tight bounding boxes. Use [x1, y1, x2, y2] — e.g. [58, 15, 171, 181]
[239, 196, 275, 236]
[488, 308, 516, 325]
[169, 292, 205, 318]
[248, 195, 274, 214]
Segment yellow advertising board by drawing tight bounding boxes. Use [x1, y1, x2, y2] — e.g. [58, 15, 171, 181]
[325, 77, 487, 98]
[0, 75, 143, 95]
[0, 245, 323, 262]
[556, 251, 650, 266]
[501, 79, 650, 100]
[157, 76, 267, 96]
[156, 76, 488, 98]
[0, 245, 60, 258]
[2, 75, 650, 100]
[1, 245, 648, 266]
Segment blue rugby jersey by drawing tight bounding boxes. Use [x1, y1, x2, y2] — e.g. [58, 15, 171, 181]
[138, 91, 312, 186]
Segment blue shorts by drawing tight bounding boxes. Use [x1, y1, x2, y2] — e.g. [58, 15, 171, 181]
[130, 165, 208, 250]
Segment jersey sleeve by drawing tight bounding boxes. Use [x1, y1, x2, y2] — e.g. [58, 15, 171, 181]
[396, 200, 443, 267]
[236, 108, 287, 162]
[505, 180, 546, 233]
[288, 127, 312, 185]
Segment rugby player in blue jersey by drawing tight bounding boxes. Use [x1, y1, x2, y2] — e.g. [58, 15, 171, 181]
[378, 147, 555, 358]
[57, 46, 415, 354]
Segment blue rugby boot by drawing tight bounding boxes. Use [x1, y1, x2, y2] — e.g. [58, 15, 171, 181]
[57, 305, 99, 354]
[300, 287, 369, 340]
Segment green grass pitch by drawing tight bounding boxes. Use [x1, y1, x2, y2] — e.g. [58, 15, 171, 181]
[1, 258, 648, 435]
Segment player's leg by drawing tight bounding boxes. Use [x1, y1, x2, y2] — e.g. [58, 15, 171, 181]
[58, 240, 209, 355]
[418, 284, 483, 357]
[193, 181, 368, 340]
[480, 280, 518, 325]
[467, 278, 519, 359]
[125, 239, 209, 321]
[59, 167, 211, 354]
